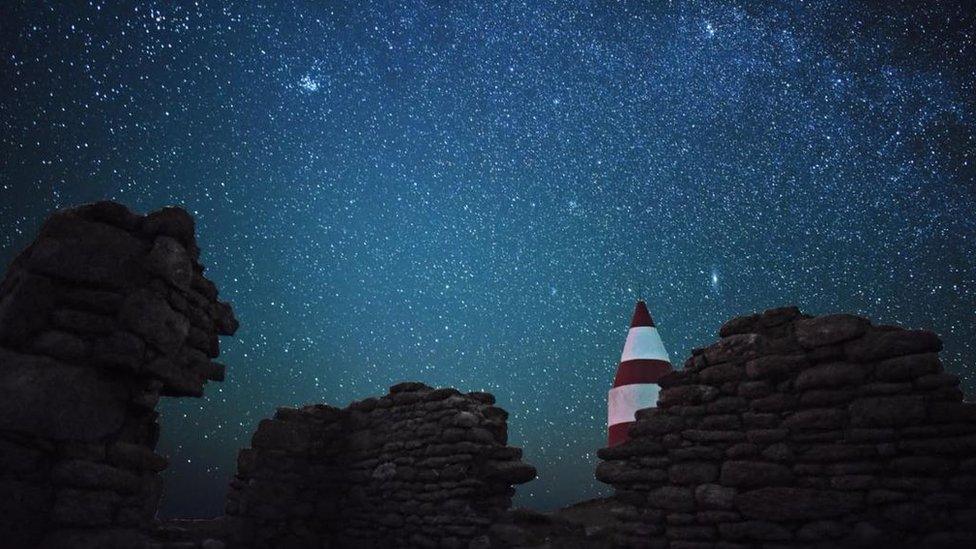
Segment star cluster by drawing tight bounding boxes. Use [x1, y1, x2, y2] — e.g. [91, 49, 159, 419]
[1, 1, 974, 518]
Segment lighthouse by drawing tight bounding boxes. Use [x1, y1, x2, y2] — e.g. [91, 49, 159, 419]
[607, 300, 674, 447]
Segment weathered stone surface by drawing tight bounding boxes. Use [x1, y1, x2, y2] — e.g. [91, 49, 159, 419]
[51, 460, 141, 494]
[874, 353, 941, 381]
[698, 363, 743, 384]
[720, 461, 793, 487]
[795, 362, 866, 390]
[694, 484, 736, 510]
[783, 408, 848, 430]
[850, 396, 926, 427]
[795, 520, 849, 541]
[704, 334, 765, 365]
[669, 462, 719, 485]
[646, 486, 694, 512]
[659, 385, 720, 408]
[0, 202, 237, 547]
[145, 236, 194, 290]
[719, 520, 792, 541]
[228, 384, 533, 547]
[795, 314, 870, 348]
[745, 354, 808, 380]
[485, 461, 537, 483]
[598, 308, 973, 548]
[718, 306, 801, 337]
[0, 351, 128, 440]
[28, 221, 147, 288]
[630, 414, 685, 436]
[845, 329, 942, 362]
[120, 289, 189, 354]
[736, 487, 861, 521]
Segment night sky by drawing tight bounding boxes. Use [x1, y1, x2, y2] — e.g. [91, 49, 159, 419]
[1, 1, 975, 519]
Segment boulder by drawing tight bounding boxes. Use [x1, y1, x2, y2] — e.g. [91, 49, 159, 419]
[795, 314, 870, 348]
[735, 487, 861, 521]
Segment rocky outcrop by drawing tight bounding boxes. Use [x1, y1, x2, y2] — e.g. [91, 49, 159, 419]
[0, 202, 237, 548]
[224, 382, 536, 549]
[597, 306, 976, 548]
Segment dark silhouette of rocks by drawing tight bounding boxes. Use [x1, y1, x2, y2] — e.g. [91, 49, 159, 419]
[0, 202, 238, 548]
[597, 306, 976, 548]
[222, 382, 536, 548]
[3, 203, 974, 548]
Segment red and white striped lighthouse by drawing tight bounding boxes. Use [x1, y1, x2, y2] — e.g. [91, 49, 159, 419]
[607, 300, 674, 447]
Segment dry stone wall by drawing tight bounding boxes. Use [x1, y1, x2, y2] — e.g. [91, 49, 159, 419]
[0, 202, 238, 548]
[224, 381, 536, 549]
[596, 306, 976, 548]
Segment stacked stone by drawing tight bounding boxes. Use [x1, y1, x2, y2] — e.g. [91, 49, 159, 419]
[0, 202, 237, 548]
[225, 382, 536, 549]
[596, 306, 976, 548]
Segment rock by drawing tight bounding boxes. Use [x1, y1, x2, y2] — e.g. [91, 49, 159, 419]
[0, 272, 57, 346]
[850, 396, 926, 427]
[119, 289, 189, 354]
[145, 236, 193, 290]
[214, 301, 239, 336]
[719, 520, 792, 541]
[630, 415, 685, 436]
[795, 362, 866, 390]
[735, 487, 861, 521]
[718, 306, 801, 337]
[695, 484, 736, 509]
[873, 353, 941, 381]
[0, 350, 128, 440]
[30, 330, 89, 361]
[795, 314, 870, 348]
[928, 402, 976, 423]
[899, 434, 976, 455]
[889, 456, 954, 475]
[845, 329, 942, 362]
[798, 387, 856, 407]
[699, 363, 743, 384]
[52, 488, 121, 526]
[51, 460, 141, 493]
[795, 520, 848, 541]
[485, 461, 536, 483]
[749, 393, 795, 413]
[91, 331, 146, 371]
[669, 462, 719, 484]
[720, 461, 793, 487]
[783, 408, 848, 430]
[646, 486, 695, 511]
[251, 419, 311, 452]
[28, 220, 148, 288]
[745, 354, 808, 380]
[141, 206, 195, 246]
[107, 442, 168, 472]
[915, 372, 960, 390]
[761, 443, 793, 461]
[683, 430, 745, 443]
[704, 334, 765, 365]
[0, 202, 241, 548]
[390, 381, 432, 393]
[737, 380, 771, 398]
[659, 385, 720, 407]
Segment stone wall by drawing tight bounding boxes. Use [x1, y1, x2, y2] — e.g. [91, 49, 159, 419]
[0, 202, 238, 548]
[596, 306, 976, 548]
[224, 381, 536, 549]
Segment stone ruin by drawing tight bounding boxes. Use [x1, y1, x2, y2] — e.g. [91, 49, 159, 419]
[0, 202, 536, 549]
[3, 202, 976, 549]
[0, 202, 238, 548]
[221, 382, 535, 548]
[596, 306, 976, 548]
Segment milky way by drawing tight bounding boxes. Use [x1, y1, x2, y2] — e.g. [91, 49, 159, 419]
[1, 1, 974, 518]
